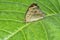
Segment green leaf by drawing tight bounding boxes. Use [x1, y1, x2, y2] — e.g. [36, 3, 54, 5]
[0, 0, 60, 40]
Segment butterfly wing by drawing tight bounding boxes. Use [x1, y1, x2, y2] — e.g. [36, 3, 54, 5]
[25, 3, 45, 22]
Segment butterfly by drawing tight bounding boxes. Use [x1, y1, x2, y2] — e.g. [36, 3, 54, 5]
[25, 3, 45, 22]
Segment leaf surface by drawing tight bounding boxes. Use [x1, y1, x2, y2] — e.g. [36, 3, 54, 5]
[0, 0, 60, 40]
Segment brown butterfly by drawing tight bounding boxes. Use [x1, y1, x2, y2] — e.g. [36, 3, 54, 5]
[25, 3, 45, 22]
